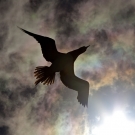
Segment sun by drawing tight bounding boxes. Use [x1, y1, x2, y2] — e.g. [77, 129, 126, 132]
[92, 109, 135, 135]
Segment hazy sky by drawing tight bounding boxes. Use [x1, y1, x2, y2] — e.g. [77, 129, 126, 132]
[1, 0, 135, 135]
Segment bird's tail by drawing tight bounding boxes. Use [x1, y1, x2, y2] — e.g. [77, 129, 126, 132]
[34, 66, 55, 85]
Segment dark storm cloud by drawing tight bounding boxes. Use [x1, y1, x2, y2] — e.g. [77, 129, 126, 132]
[0, 100, 6, 118]
[0, 0, 10, 50]
[0, 0, 11, 13]
[54, 0, 88, 47]
[6, 52, 24, 72]
[0, 126, 9, 135]
[93, 29, 114, 55]
[30, 85, 78, 124]
[0, 23, 8, 50]
[0, 77, 38, 122]
[55, 0, 80, 34]
[111, 5, 135, 27]
[20, 87, 37, 98]
[24, 0, 52, 12]
[95, 29, 108, 42]
[26, 0, 43, 12]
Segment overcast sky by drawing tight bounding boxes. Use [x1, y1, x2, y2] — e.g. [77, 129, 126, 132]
[1, 0, 135, 135]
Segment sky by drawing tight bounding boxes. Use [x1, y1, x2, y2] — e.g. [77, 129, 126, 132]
[1, 0, 135, 135]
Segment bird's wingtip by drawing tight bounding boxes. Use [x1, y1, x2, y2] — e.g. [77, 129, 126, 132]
[86, 45, 90, 48]
[17, 26, 25, 32]
[17, 26, 26, 32]
[17, 26, 22, 29]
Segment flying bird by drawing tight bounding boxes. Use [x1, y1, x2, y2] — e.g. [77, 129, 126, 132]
[19, 27, 90, 107]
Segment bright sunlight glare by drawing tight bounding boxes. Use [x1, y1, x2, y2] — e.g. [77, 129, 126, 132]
[92, 109, 135, 135]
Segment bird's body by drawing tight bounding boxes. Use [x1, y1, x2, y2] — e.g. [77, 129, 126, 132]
[19, 27, 90, 107]
[50, 53, 73, 72]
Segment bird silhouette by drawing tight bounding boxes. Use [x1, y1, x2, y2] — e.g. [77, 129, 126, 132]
[19, 27, 90, 107]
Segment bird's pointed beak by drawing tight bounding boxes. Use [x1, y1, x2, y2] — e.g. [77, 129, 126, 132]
[86, 45, 90, 48]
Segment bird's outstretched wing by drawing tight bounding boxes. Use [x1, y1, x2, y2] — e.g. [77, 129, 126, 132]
[19, 27, 59, 62]
[60, 71, 89, 107]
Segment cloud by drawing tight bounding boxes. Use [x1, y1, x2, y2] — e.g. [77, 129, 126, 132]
[0, 126, 9, 135]
[1, 0, 135, 134]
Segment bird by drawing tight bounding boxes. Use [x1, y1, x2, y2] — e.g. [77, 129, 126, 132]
[19, 27, 90, 107]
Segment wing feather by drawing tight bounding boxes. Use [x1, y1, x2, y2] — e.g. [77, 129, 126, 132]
[19, 27, 59, 62]
[60, 71, 89, 107]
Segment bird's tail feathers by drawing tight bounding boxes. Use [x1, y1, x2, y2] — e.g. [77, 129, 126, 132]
[77, 89, 89, 107]
[34, 66, 55, 85]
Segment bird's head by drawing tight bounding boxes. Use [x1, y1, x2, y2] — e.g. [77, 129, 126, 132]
[79, 45, 90, 53]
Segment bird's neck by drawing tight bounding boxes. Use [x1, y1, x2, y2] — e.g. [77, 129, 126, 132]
[68, 48, 83, 62]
